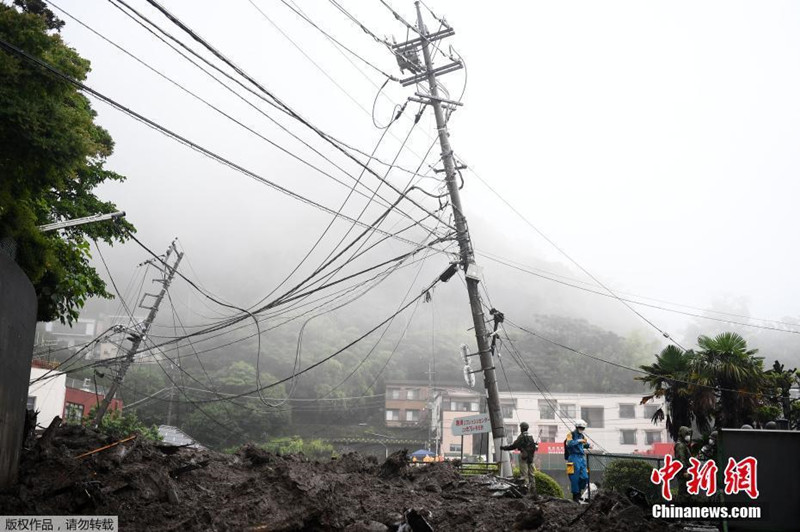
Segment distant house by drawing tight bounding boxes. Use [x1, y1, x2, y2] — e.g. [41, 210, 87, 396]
[28, 362, 66, 428]
[63, 377, 123, 423]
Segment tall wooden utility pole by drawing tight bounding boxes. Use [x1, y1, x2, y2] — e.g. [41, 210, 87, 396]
[400, 2, 510, 475]
[93, 240, 183, 426]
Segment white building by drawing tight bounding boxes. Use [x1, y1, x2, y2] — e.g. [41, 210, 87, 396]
[28, 366, 66, 428]
[498, 392, 667, 455]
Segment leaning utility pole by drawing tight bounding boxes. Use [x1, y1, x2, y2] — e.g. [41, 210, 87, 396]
[93, 240, 183, 426]
[401, 2, 510, 475]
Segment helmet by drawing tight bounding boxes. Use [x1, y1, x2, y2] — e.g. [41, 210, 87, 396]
[575, 419, 587, 429]
[520, 422, 529, 431]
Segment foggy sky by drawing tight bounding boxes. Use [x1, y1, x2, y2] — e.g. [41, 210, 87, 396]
[41, 1, 800, 355]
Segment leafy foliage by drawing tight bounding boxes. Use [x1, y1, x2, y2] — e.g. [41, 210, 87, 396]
[0, 3, 133, 323]
[89, 408, 161, 442]
[511, 467, 564, 498]
[603, 459, 661, 504]
[534, 470, 564, 498]
[638, 345, 696, 441]
[692, 332, 764, 429]
[257, 436, 336, 459]
[639, 332, 789, 439]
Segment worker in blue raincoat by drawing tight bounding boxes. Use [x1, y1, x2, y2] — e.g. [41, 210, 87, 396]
[564, 419, 590, 502]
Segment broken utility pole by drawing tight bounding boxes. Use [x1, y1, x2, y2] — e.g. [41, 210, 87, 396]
[93, 240, 183, 426]
[401, 2, 511, 476]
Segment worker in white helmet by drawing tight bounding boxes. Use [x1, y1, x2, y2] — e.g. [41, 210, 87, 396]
[564, 419, 591, 502]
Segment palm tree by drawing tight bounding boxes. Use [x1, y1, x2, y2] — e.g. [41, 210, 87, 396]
[692, 332, 764, 429]
[638, 345, 702, 441]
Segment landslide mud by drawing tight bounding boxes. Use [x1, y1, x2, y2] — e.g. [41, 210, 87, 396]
[0, 425, 679, 531]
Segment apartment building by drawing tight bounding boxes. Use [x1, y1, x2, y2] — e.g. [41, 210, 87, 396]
[386, 380, 670, 458]
[504, 392, 668, 455]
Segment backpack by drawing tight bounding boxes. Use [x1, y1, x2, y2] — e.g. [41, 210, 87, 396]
[520, 433, 537, 460]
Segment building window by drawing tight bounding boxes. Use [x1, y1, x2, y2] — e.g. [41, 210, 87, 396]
[450, 401, 476, 412]
[645, 431, 663, 445]
[65, 402, 84, 424]
[386, 409, 400, 421]
[539, 399, 556, 419]
[620, 429, 637, 445]
[26, 396, 37, 410]
[405, 410, 420, 422]
[388, 388, 403, 400]
[643, 404, 661, 419]
[540, 425, 558, 443]
[559, 403, 576, 419]
[580, 407, 604, 428]
[619, 404, 636, 419]
[449, 444, 462, 452]
[406, 389, 420, 400]
[501, 404, 515, 419]
[504, 424, 519, 444]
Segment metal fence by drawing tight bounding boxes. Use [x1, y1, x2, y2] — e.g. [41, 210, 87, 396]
[585, 453, 664, 501]
[458, 462, 499, 476]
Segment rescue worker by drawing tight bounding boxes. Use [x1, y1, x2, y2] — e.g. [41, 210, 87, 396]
[501, 421, 538, 495]
[565, 419, 590, 502]
[697, 430, 718, 462]
[674, 426, 692, 501]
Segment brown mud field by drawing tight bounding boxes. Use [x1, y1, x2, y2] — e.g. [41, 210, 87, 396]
[0, 425, 683, 531]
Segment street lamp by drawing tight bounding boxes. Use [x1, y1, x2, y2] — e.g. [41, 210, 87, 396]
[364, 431, 392, 459]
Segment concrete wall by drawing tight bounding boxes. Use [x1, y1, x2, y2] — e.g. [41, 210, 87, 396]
[720, 428, 800, 531]
[0, 253, 37, 488]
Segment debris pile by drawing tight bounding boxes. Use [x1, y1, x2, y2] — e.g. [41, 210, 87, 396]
[0, 425, 679, 531]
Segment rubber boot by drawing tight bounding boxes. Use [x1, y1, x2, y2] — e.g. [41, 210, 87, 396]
[572, 493, 580, 502]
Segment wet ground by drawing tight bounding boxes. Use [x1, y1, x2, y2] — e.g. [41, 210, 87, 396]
[0, 425, 686, 531]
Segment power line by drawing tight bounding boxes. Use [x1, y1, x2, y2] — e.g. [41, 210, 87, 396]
[103, 0, 442, 233]
[245, 106, 409, 311]
[500, 329, 610, 453]
[248, 0, 391, 116]
[505, 319, 777, 399]
[124, 241, 444, 369]
[463, 164, 685, 349]
[131, 264, 453, 405]
[0, 37, 448, 254]
[479, 252, 800, 335]
[142, 0, 452, 233]
[280, 0, 399, 82]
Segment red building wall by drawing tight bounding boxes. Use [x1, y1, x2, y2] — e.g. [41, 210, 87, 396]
[63, 387, 123, 422]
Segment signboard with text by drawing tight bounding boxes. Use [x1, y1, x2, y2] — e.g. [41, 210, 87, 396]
[451, 413, 491, 436]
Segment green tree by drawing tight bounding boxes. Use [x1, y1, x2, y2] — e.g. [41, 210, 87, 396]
[761, 360, 797, 426]
[603, 459, 661, 503]
[0, 1, 133, 324]
[640, 332, 772, 439]
[257, 436, 336, 460]
[638, 345, 703, 441]
[181, 361, 291, 449]
[86, 406, 161, 441]
[692, 332, 764, 429]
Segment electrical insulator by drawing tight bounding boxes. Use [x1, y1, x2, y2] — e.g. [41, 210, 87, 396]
[463, 365, 475, 388]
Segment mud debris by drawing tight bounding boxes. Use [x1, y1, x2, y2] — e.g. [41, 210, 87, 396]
[0, 425, 682, 531]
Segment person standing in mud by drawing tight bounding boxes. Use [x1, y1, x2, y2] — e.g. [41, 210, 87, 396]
[674, 426, 693, 502]
[501, 421, 538, 496]
[564, 419, 590, 502]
